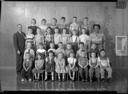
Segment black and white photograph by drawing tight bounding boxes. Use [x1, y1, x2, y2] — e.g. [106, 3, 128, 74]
[0, 0, 128, 93]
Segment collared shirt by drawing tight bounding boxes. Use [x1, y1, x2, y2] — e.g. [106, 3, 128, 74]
[79, 34, 90, 45]
[54, 34, 62, 44]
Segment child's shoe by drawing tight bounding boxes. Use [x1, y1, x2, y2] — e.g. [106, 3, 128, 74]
[21, 78, 25, 82]
[28, 78, 32, 82]
[107, 78, 112, 83]
[101, 78, 105, 82]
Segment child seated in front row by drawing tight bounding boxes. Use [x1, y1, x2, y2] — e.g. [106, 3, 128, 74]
[89, 51, 100, 82]
[21, 53, 33, 82]
[67, 52, 78, 81]
[98, 49, 112, 82]
[32, 53, 45, 80]
[78, 50, 88, 82]
[45, 51, 55, 81]
[55, 52, 67, 81]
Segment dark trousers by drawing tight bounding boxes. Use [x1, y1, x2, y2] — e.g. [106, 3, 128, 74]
[79, 67, 88, 80]
[21, 68, 32, 79]
[16, 53, 24, 75]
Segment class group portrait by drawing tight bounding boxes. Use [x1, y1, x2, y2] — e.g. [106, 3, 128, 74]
[13, 16, 112, 83]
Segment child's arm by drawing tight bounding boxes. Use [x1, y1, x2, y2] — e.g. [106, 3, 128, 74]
[35, 61, 38, 70]
[84, 60, 88, 68]
[78, 58, 83, 68]
[88, 59, 92, 68]
[23, 50, 27, 59]
[97, 57, 102, 68]
[107, 58, 111, 67]
[23, 60, 27, 71]
[95, 58, 100, 68]
[72, 59, 76, 69]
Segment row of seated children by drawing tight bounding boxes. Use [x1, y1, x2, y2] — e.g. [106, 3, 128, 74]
[21, 41, 112, 83]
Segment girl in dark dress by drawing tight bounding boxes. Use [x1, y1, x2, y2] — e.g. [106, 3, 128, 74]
[45, 51, 55, 81]
[28, 18, 38, 35]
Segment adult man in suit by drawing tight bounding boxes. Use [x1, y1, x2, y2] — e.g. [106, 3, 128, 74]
[13, 24, 26, 75]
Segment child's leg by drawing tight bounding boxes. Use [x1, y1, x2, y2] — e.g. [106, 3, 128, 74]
[72, 71, 75, 80]
[45, 72, 48, 80]
[34, 73, 37, 79]
[106, 67, 112, 79]
[62, 73, 65, 80]
[51, 72, 54, 80]
[79, 67, 84, 80]
[100, 68, 105, 79]
[37, 73, 40, 79]
[58, 73, 60, 80]
[89, 67, 94, 82]
[27, 68, 32, 81]
[84, 67, 88, 81]
[95, 67, 100, 81]
[21, 69, 26, 81]
[69, 71, 72, 80]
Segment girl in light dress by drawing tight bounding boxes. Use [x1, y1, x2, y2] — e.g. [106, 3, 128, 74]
[55, 52, 67, 81]
[45, 51, 55, 81]
[34, 28, 45, 49]
[67, 52, 78, 81]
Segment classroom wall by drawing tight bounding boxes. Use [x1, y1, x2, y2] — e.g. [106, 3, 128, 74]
[0, 1, 128, 71]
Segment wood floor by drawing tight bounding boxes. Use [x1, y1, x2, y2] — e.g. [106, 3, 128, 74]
[0, 68, 127, 93]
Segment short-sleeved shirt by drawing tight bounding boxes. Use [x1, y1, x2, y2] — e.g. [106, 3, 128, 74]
[79, 34, 90, 45]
